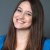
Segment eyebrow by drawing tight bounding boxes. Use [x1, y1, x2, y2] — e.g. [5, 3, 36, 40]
[27, 11, 32, 14]
[18, 7, 22, 9]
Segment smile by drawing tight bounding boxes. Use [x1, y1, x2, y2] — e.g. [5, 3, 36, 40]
[17, 20, 25, 24]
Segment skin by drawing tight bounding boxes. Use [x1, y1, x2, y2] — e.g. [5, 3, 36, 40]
[13, 1, 32, 50]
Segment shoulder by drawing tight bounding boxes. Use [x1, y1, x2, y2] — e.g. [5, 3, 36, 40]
[0, 35, 6, 50]
[42, 38, 50, 50]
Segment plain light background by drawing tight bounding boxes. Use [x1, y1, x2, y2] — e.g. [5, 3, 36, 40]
[0, 0, 50, 38]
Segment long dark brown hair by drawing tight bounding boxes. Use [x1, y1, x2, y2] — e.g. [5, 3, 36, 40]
[2, 0, 44, 50]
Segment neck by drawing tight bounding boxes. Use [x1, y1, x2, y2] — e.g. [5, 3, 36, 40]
[16, 29, 30, 38]
[16, 29, 30, 50]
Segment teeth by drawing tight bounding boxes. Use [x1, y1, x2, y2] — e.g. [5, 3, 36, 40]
[18, 20, 24, 23]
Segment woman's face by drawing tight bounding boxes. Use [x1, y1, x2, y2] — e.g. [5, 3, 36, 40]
[13, 1, 32, 29]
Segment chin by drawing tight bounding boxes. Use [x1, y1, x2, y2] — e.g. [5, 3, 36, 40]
[15, 26, 31, 30]
[14, 23, 31, 29]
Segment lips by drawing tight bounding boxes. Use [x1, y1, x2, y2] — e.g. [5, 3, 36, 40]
[16, 19, 25, 24]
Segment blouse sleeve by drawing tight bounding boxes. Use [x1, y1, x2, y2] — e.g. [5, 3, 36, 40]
[0, 35, 6, 50]
[42, 39, 50, 50]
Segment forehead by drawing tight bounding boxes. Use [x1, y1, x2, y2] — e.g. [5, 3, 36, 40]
[18, 1, 32, 12]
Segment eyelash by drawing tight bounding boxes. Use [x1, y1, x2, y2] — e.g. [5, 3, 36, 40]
[17, 9, 22, 12]
[27, 13, 32, 16]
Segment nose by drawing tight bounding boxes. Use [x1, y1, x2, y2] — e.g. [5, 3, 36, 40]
[19, 13, 25, 19]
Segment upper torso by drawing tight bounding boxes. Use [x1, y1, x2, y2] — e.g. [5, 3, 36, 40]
[0, 35, 50, 50]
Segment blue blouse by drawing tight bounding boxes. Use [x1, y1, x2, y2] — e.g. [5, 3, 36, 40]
[42, 39, 50, 50]
[0, 35, 50, 50]
[0, 35, 6, 50]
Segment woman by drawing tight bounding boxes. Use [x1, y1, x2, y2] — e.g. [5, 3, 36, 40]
[0, 0, 44, 50]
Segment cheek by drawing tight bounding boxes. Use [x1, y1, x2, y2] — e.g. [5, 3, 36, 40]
[13, 12, 19, 22]
[13, 12, 17, 18]
[25, 17, 32, 24]
[13, 11, 20, 18]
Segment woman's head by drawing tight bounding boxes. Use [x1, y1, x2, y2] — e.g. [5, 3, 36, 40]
[13, 1, 32, 30]
[3, 0, 44, 50]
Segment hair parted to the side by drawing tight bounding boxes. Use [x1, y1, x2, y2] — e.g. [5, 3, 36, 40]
[2, 0, 44, 50]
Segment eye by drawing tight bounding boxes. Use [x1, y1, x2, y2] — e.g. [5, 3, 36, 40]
[27, 13, 32, 16]
[17, 9, 22, 12]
